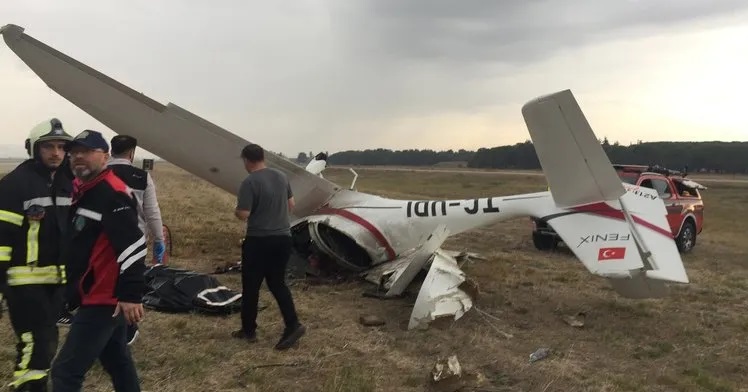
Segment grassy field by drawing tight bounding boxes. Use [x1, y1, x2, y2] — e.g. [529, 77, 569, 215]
[1, 163, 747, 391]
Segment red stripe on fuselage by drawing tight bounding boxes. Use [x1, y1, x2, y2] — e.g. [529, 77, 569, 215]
[571, 202, 673, 238]
[317, 208, 397, 260]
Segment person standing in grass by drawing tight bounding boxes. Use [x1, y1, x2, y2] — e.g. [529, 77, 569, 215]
[108, 134, 166, 346]
[51, 130, 145, 392]
[0, 118, 74, 392]
[232, 143, 305, 350]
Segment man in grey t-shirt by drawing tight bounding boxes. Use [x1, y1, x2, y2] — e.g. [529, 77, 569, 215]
[232, 143, 305, 350]
[238, 167, 293, 237]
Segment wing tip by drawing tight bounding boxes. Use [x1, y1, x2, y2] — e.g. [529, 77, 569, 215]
[521, 89, 573, 114]
[0, 24, 24, 38]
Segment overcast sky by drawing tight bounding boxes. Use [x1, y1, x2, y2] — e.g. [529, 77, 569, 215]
[1, 0, 747, 158]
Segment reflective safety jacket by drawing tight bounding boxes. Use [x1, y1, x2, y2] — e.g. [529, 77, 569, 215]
[0, 159, 73, 290]
[67, 168, 147, 307]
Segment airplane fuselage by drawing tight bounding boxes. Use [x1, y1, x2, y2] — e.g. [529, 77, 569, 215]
[292, 188, 556, 271]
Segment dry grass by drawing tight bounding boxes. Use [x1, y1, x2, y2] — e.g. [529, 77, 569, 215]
[1, 163, 746, 391]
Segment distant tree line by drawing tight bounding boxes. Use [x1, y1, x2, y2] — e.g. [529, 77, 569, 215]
[596, 139, 747, 174]
[318, 140, 748, 174]
[325, 148, 474, 167]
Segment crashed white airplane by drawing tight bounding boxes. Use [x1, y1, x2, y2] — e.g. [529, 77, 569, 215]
[1, 24, 689, 329]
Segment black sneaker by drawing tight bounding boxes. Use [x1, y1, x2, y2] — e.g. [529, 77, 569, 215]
[275, 324, 306, 350]
[231, 329, 258, 342]
[11, 377, 48, 391]
[126, 323, 140, 346]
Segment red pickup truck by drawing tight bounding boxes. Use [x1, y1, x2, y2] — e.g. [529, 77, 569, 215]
[532, 164, 707, 253]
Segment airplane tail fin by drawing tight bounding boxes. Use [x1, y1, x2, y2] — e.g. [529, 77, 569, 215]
[522, 90, 688, 298]
[521, 89, 625, 208]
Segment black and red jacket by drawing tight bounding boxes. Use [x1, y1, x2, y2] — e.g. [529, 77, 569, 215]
[66, 168, 147, 307]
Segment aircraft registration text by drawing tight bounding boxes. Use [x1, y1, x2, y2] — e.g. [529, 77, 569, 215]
[406, 198, 500, 218]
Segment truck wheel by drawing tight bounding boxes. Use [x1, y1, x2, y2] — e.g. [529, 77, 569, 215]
[676, 220, 696, 253]
[532, 231, 558, 251]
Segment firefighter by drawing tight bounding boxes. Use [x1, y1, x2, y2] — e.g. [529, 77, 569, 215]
[0, 118, 74, 391]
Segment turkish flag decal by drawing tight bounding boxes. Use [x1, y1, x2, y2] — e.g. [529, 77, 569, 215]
[598, 247, 626, 261]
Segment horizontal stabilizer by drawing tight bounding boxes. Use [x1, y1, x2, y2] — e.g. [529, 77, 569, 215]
[521, 90, 625, 208]
[546, 205, 646, 275]
[544, 185, 688, 298]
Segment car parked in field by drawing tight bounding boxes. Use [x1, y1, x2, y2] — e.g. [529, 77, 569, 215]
[532, 164, 707, 253]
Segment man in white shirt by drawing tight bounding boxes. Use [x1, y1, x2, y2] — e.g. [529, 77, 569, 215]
[108, 135, 165, 264]
[108, 135, 165, 346]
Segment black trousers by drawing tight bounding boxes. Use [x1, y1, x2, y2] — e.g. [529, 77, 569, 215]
[241, 235, 299, 334]
[50, 305, 140, 392]
[5, 284, 65, 391]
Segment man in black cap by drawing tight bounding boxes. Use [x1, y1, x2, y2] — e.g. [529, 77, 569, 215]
[51, 130, 146, 392]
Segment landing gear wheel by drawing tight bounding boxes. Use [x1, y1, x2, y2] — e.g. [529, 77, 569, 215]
[676, 221, 696, 253]
[532, 231, 558, 251]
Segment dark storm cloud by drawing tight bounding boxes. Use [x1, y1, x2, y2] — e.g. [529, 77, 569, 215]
[307, 0, 748, 131]
[343, 0, 748, 66]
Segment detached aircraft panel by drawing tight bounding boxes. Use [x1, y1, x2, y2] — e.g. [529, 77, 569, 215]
[1, 24, 339, 218]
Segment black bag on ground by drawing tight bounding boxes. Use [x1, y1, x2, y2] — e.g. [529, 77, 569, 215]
[142, 265, 241, 314]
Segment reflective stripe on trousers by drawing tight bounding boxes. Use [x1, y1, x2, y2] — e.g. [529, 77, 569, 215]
[0, 246, 11, 261]
[9, 369, 47, 388]
[8, 332, 48, 388]
[7, 265, 66, 286]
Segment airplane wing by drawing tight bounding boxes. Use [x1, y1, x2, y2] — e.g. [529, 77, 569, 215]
[1, 24, 340, 218]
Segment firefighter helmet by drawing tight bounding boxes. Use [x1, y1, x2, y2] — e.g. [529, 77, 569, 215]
[24, 118, 73, 159]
